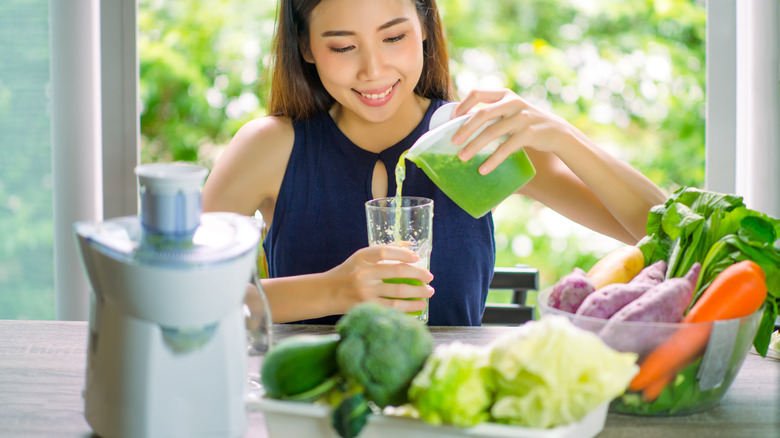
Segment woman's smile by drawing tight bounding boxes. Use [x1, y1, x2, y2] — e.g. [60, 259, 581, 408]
[354, 80, 399, 107]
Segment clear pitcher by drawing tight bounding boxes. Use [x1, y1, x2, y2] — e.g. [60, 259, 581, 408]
[406, 104, 536, 218]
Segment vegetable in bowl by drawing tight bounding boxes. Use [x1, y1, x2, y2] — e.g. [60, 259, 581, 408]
[637, 186, 779, 356]
[538, 258, 768, 416]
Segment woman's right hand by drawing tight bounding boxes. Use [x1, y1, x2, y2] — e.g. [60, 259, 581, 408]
[327, 245, 434, 314]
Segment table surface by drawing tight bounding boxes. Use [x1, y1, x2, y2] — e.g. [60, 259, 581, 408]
[1, 320, 778, 438]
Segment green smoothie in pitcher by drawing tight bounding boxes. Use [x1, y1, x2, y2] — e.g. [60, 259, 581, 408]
[405, 110, 536, 218]
[407, 148, 535, 218]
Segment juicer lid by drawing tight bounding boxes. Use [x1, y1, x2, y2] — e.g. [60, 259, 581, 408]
[74, 212, 260, 268]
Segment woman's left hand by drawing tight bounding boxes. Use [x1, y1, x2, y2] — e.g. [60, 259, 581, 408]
[450, 88, 578, 175]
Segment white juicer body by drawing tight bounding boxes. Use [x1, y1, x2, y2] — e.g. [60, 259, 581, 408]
[74, 163, 261, 438]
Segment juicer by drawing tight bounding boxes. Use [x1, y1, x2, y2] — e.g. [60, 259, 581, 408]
[74, 163, 264, 438]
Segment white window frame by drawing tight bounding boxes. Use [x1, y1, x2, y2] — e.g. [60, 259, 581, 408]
[52, 0, 779, 320]
[51, 0, 138, 321]
[706, 0, 779, 216]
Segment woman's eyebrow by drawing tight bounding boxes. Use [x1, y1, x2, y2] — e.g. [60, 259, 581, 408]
[321, 17, 410, 37]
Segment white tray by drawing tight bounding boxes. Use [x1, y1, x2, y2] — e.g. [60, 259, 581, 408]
[249, 398, 608, 438]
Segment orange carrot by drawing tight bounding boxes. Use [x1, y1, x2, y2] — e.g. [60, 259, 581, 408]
[629, 323, 711, 392]
[684, 260, 766, 323]
[629, 260, 767, 399]
[642, 371, 674, 401]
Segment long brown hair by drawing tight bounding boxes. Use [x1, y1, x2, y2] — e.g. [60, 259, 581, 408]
[268, 0, 453, 119]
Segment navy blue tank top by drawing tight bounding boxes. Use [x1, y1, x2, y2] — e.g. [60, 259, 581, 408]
[263, 99, 495, 326]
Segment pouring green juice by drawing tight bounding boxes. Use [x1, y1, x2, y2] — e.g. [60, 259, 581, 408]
[365, 164, 432, 322]
[388, 153, 429, 318]
[371, 105, 537, 321]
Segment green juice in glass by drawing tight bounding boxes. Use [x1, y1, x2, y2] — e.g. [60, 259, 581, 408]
[374, 153, 430, 322]
[382, 275, 426, 318]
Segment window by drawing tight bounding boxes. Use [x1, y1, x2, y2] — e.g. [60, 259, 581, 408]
[0, 0, 53, 319]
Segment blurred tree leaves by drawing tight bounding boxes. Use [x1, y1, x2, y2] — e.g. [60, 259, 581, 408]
[139, 0, 277, 164]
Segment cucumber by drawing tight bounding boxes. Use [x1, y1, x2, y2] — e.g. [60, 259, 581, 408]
[261, 333, 341, 399]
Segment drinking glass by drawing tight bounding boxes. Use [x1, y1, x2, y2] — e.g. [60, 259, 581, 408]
[244, 216, 272, 401]
[365, 196, 433, 323]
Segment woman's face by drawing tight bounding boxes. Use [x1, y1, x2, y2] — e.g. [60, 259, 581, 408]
[304, 0, 425, 124]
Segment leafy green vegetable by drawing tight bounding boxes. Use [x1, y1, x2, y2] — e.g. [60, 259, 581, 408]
[770, 331, 780, 355]
[408, 342, 493, 427]
[331, 392, 370, 438]
[487, 316, 638, 428]
[638, 186, 780, 356]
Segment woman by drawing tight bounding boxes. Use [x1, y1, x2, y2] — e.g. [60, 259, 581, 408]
[202, 0, 667, 325]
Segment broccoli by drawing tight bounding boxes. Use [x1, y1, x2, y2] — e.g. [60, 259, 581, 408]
[335, 302, 435, 408]
[331, 392, 370, 438]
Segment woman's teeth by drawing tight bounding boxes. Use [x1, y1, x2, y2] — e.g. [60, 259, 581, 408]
[359, 85, 393, 100]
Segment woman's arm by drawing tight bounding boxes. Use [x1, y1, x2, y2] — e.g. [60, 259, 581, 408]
[203, 117, 433, 323]
[261, 246, 434, 323]
[202, 116, 293, 219]
[451, 89, 667, 244]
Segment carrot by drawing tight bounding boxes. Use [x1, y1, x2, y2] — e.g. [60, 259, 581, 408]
[629, 260, 767, 399]
[683, 260, 766, 323]
[642, 371, 674, 401]
[628, 323, 711, 392]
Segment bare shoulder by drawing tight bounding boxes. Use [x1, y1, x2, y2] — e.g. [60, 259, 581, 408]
[233, 116, 295, 152]
[202, 115, 294, 217]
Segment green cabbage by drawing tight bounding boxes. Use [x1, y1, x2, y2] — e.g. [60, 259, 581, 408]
[488, 316, 638, 428]
[408, 341, 493, 427]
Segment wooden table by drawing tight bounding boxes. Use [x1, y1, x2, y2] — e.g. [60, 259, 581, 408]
[1, 320, 778, 437]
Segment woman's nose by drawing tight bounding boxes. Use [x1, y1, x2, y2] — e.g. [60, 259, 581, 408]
[358, 45, 383, 80]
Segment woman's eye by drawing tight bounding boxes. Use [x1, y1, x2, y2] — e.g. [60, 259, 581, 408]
[331, 45, 354, 53]
[385, 34, 406, 44]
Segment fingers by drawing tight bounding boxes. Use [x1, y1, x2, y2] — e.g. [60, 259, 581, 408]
[337, 245, 434, 315]
[358, 244, 420, 264]
[453, 89, 509, 117]
[473, 125, 535, 175]
[448, 90, 543, 175]
[374, 259, 434, 284]
[456, 114, 519, 163]
[378, 282, 435, 300]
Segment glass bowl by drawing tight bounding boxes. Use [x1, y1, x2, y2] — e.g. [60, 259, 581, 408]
[536, 288, 763, 416]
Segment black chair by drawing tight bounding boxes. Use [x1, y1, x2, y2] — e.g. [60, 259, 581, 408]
[482, 266, 539, 326]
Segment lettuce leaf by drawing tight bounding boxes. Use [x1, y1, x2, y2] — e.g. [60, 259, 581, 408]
[487, 316, 638, 428]
[407, 341, 493, 427]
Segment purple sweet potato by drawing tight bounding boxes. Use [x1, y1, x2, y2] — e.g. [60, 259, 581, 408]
[547, 268, 595, 313]
[575, 282, 653, 319]
[575, 260, 667, 320]
[629, 259, 667, 285]
[598, 263, 701, 353]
